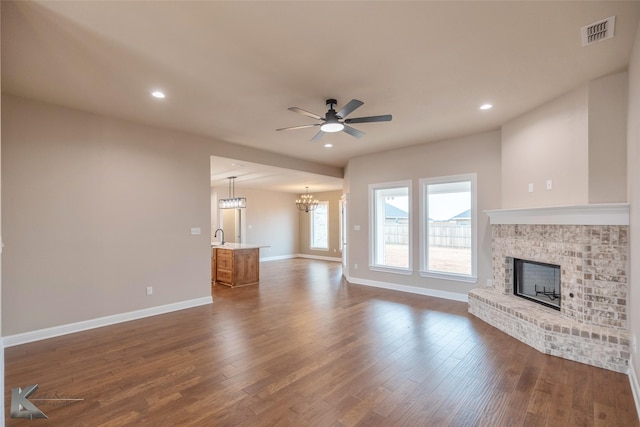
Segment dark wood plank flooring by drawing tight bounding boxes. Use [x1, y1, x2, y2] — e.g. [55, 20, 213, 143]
[5, 258, 639, 426]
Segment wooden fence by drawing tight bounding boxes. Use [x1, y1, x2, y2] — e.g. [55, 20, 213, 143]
[384, 222, 471, 248]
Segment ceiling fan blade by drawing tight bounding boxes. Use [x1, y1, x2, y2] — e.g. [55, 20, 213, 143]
[310, 130, 325, 143]
[344, 114, 392, 124]
[289, 107, 324, 121]
[336, 99, 364, 119]
[342, 125, 365, 139]
[276, 123, 321, 131]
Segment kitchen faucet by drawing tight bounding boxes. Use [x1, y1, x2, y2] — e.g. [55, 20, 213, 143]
[214, 228, 225, 245]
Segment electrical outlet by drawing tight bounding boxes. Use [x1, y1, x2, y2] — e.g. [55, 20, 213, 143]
[528, 183, 534, 193]
[354, 263, 358, 270]
[146, 286, 153, 296]
[546, 179, 553, 190]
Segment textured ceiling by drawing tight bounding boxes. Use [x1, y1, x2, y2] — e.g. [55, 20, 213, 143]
[2, 1, 639, 192]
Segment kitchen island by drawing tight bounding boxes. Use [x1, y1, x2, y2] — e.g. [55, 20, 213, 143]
[211, 243, 264, 287]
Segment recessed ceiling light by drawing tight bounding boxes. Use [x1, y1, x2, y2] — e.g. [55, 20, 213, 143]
[324, 143, 333, 148]
[480, 103, 493, 110]
[151, 90, 166, 99]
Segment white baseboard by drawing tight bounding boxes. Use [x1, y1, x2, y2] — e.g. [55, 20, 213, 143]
[2, 296, 213, 348]
[260, 254, 298, 262]
[345, 276, 468, 302]
[629, 357, 640, 422]
[296, 254, 342, 262]
[260, 254, 342, 263]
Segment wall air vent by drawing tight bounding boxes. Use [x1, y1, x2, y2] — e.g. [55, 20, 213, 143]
[581, 16, 615, 47]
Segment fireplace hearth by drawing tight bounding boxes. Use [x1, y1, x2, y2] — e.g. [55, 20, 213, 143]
[468, 204, 630, 373]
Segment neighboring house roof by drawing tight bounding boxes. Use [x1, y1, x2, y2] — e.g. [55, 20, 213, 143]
[449, 209, 471, 221]
[385, 203, 408, 219]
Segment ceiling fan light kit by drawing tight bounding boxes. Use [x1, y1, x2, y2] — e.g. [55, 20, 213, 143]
[277, 98, 392, 142]
[320, 121, 344, 133]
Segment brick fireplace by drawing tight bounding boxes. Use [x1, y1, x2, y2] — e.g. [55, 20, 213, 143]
[468, 204, 630, 373]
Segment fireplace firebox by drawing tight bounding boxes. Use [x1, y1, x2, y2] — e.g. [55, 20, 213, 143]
[513, 258, 560, 310]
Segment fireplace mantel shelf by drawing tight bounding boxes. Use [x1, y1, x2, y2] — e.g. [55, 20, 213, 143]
[484, 203, 629, 226]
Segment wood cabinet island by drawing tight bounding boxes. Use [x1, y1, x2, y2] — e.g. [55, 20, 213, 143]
[211, 243, 262, 287]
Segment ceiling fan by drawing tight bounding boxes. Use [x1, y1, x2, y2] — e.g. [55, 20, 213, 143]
[276, 99, 392, 142]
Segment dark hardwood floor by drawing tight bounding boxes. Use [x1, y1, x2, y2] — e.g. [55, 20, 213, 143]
[5, 258, 639, 426]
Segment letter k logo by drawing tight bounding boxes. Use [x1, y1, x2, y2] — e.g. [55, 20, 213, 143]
[10, 384, 48, 419]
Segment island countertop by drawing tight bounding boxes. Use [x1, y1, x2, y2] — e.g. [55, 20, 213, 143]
[210, 242, 269, 250]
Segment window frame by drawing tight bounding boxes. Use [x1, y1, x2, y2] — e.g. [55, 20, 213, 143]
[310, 200, 329, 251]
[419, 173, 477, 283]
[368, 180, 412, 275]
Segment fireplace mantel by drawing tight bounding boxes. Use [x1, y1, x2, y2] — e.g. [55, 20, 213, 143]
[484, 203, 629, 226]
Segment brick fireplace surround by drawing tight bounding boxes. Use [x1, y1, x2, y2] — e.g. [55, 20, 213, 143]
[468, 204, 630, 373]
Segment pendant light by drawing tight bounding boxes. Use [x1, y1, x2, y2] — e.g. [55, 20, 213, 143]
[218, 176, 246, 209]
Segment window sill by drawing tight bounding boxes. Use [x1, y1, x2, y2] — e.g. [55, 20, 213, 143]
[369, 265, 413, 275]
[419, 270, 477, 283]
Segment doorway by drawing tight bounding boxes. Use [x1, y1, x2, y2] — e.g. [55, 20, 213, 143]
[221, 207, 245, 244]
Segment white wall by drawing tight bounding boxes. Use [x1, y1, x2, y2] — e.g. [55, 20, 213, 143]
[344, 130, 502, 297]
[501, 72, 628, 209]
[589, 72, 628, 203]
[627, 19, 640, 385]
[2, 94, 337, 337]
[502, 86, 589, 208]
[2, 95, 212, 335]
[212, 186, 300, 258]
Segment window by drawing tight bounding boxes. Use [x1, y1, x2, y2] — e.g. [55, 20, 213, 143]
[370, 181, 411, 273]
[310, 201, 329, 250]
[420, 174, 477, 282]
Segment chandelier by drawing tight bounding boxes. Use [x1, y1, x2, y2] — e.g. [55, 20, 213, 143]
[218, 176, 246, 209]
[296, 187, 319, 213]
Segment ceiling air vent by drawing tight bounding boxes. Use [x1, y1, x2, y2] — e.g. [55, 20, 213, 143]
[581, 16, 615, 47]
